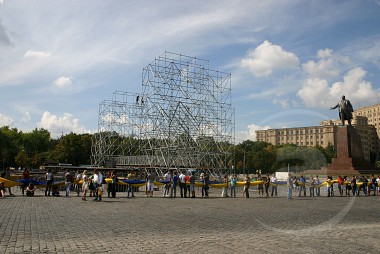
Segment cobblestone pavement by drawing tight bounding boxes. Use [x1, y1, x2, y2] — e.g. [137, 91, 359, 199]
[1, 186, 380, 253]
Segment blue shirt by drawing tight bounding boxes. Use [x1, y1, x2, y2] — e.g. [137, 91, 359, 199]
[172, 175, 178, 187]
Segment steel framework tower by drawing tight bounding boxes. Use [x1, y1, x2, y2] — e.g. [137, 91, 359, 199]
[91, 91, 143, 168]
[91, 52, 235, 176]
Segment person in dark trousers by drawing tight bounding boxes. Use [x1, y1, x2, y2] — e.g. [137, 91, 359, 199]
[243, 174, 250, 198]
[179, 171, 187, 198]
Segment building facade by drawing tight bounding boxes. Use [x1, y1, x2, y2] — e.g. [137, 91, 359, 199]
[256, 115, 379, 163]
[353, 103, 380, 141]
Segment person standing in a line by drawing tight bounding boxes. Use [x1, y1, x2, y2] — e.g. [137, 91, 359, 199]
[309, 175, 315, 197]
[190, 172, 196, 198]
[257, 174, 264, 198]
[315, 175, 321, 196]
[351, 175, 357, 196]
[146, 170, 155, 198]
[264, 175, 270, 198]
[170, 171, 178, 198]
[221, 174, 229, 198]
[203, 172, 210, 198]
[287, 173, 293, 199]
[64, 170, 73, 197]
[270, 174, 278, 197]
[243, 173, 251, 198]
[75, 171, 82, 196]
[45, 169, 54, 196]
[230, 174, 237, 198]
[111, 170, 118, 198]
[127, 171, 136, 198]
[81, 170, 89, 201]
[93, 169, 103, 201]
[298, 175, 306, 197]
[179, 171, 187, 198]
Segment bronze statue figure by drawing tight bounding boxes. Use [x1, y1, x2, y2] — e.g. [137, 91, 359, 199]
[330, 95, 354, 126]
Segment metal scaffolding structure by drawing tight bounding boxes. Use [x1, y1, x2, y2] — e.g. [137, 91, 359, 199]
[91, 52, 235, 177]
[91, 91, 143, 168]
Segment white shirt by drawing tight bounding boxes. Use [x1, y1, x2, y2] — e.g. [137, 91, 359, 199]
[179, 173, 186, 183]
[46, 172, 53, 181]
[164, 173, 172, 181]
[93, 173, 103, 185]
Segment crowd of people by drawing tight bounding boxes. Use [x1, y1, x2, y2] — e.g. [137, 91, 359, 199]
[2, 168, 380, 200]
[286, 173, 380, 199]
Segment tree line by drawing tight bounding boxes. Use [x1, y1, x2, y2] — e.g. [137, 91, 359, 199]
[0, 126, 336, 174]
[0, 126, 92, 169]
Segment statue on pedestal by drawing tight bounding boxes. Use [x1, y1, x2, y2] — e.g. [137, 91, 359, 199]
[330, 95, 354, 126]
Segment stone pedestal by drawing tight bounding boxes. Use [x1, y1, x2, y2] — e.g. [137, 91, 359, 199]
[323, 125, 367, 174]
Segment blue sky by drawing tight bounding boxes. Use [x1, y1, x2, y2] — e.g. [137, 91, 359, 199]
[1, 0, 380, 143]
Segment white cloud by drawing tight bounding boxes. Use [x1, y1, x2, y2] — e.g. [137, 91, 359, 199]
[20, 112, 31, 123]
[0, 114, 14, 127]
[38, 111, 89, 137]
[302, 49, 343, 79]
[298, 67, 380, 108]
[331, 67, 378, 102]
[24, 50, 51, 59]
[297, 78, 330, 107]
[54, 76, 73, 87]
[235, 123, 271, 143]
[241, 40, 300, 77]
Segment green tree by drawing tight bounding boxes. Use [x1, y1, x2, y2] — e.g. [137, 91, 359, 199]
[51, 133, 92, 165]
[15, 149, 29, 168]
[0, 126, 23, 168]
[235, 140, 255, 173]
[23, 128, 51, 155]
[249, 141, 277, 175]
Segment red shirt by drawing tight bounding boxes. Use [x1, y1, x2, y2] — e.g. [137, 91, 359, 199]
[23, 170, 30, 180]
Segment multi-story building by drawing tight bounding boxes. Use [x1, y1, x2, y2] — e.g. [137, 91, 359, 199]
[255, 125, 335, 148]
[256, 115, 379, 163]
[353, 103, 380, 141]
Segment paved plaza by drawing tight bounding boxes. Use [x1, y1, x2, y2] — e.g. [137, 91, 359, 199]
[1, 186, 380, 253]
